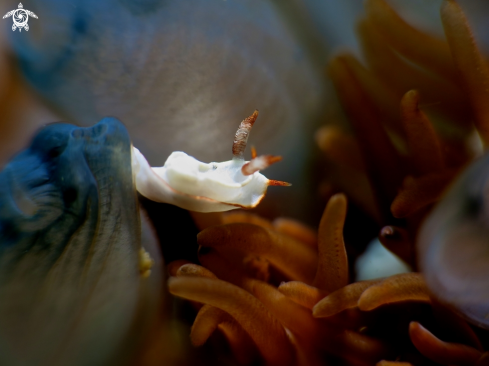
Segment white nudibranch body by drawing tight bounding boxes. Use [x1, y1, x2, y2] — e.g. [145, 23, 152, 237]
[132, 111, 289, 212]
[132, 149, 269, 212]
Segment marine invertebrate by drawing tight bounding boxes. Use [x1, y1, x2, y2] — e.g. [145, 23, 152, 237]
[4, 0, 328, 219]
[133, 110, 289, 212]
[318, 0, 489, 269]
[2, 0, 489, 364]
[0, 110, 289, 365]
[0, 118, 162, 366]
[168, 194, 489, 365]
[313, 0, 489, 363]
[166, 1, 489, 364]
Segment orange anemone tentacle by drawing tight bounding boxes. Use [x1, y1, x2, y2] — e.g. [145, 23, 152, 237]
[247, 279, 320, 338]
[365, 0, 457, 82]
[222, 211, 274, 230]
[273, 218, 318, 247]
[313, 279, 382, 318]
[327, 329, 392, 364]
[376, 361, 414, 366]
[198, 223, 317, 283]
[168, 276, 295, 366]
[409, 321, 482, 366]
[249, 280, 390, 363]
[313, 193, 349, 292]
[219, 319, 259, 365]
[198, 248, 253, 288]
[390, 170, 459, 218]
[328, 54, 403, 218]
[358, 273, 430, 311]
[476, 353, 489, 366]
[190, 304, 229, 346]
[315, 125, 366, 172]
[175, 264, 217, 279]
[400, 90, 445, 175]
[278, 281, 327, 309]
[167, 260, 192, 276]
[441, 0, 489, 146]
[358, 17, 467, 129]
[190, 303, 258, 364]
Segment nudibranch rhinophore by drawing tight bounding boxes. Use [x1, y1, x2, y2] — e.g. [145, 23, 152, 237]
[418, 153, 489, 330]
[132, 110, 290, 212]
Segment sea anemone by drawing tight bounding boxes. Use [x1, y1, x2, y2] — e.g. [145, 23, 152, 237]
[314, 0, 489, 267]
[168, 195, 488, 365]
[167, 0, 489, 365]
[2, 0, 489, 365]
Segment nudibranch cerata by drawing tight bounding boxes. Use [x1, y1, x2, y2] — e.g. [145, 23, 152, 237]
[132, 110, 289, 212]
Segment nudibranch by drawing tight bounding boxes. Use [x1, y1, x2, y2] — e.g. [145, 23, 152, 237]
[132, 111, 289, 212]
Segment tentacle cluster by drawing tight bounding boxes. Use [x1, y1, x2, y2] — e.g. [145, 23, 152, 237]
[166, 2, 489, 364]
[317, 0, 489, 271]
[168, 193, 489, 365]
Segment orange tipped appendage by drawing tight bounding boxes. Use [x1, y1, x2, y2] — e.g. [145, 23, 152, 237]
[251, 146, 257, 159]
[241, 155, 282, 176]
[268, 180, 291, 187]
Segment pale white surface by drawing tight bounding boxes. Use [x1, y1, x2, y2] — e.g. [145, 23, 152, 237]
[355, 238, 411, 281]
[132, 147, 269, 212]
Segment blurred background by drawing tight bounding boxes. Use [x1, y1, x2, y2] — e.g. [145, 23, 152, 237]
[1, 0, 489, 365]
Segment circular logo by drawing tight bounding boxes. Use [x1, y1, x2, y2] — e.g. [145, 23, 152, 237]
[12, 9, 28, 28]
[3, 4, 38, 32]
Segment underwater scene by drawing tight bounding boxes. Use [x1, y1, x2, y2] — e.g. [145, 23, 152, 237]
[1, 0, 489, 365]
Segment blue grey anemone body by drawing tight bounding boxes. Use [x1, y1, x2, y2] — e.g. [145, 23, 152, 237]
[0, 118, 161, 366]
